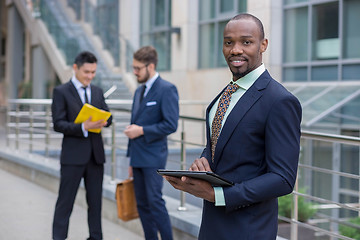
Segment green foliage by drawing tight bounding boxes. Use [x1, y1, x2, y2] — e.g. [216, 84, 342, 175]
[278, 190, 317, 222]
[340, 217, 360, 239]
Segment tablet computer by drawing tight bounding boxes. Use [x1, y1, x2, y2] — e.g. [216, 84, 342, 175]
[157, 169, 234, 187]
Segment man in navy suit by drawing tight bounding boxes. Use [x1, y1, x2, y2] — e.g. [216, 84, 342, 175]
[165, 14, 302, 239]
[51, 51, 112, 240]
[124, 46, 179, 240]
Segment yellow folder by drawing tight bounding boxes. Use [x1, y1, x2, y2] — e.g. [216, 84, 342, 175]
[74, 103, 112, 133]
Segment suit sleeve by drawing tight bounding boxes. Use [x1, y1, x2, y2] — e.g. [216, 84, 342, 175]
[142, 85, 179, 143]
[223, 95, 302, 212]
[51, 87, 84, 136]
[97, 88, 112, 127]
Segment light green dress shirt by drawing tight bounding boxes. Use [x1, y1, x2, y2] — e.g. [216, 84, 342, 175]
[210, 64, 265, 206]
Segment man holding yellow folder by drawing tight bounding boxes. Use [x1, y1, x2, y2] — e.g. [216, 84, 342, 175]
[51, 51, 112, 240]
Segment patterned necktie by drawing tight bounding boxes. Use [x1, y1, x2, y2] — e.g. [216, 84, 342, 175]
[82, 86, 89, 104]
[211, 82, 240, 161]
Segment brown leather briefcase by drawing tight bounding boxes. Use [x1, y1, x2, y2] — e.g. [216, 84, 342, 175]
[115, 179, 139, 221]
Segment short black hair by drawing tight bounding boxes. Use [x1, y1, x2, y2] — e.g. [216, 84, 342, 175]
[74, 51, 97, 68]
[230, 13, 265, 40]
[133, 46, 158, 68]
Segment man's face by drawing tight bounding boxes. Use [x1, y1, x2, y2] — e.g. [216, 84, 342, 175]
[73, 62, 97, 86]
[222, 18, 268, 81]
[132, 59, 150, 84]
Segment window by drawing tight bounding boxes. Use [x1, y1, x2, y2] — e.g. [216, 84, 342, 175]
[283, 0, 360, 82]
[312, 2, 339, 60]
[140, 0, 172, 71]
[198, 0, 247, 69]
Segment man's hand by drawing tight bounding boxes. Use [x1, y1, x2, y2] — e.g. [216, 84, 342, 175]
[164, 157, 215, 202]
[84, 117, 107, 130]
[124, 124, 144, 139]
[164, 175, 215, 202]
[189, 157, 212, 172]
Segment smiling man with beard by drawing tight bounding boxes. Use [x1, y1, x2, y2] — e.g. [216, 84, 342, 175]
[164, 13, 302, 240]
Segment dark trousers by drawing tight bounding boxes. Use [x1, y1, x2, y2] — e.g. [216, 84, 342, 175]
[133, 167, 173, 240]
[52, 157, 104, 240]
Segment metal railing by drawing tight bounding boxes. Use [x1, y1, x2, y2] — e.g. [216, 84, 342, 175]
[3, 99, 360, 240]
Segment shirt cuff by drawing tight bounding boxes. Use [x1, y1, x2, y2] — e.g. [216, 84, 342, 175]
[81, 123, 88, 137]
[214, 186, 226, 206]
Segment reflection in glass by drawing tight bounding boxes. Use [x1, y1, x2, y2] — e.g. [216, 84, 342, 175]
[284, 7, 308, 63]
[312, 2, 339, 60]
[343, 64, 360, 81]
[154, 32, 170, 71]
[283, 67, 307, 82]
[199, 24, 215, 68]
[311, 66, 337, 81]
[155, 0, 166, 26]
[343, 0, 360, 59]
[199, 0, 215, 20]
[217, 21, 228, 67]
[220, 0, 234, 13]
[284, 0, 308, 5]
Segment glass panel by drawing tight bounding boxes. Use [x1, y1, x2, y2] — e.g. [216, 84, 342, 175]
[153, 32, 170, 71]
[220, 0, 234, 13]
[199, 24, 215, 68]
[284, 0, 308, 4]
[292, 86, 325, 104]
[311, 66, 337, 81]
[343, 0, 360, 59]
[141, 0, 152, 32]
[283, 67, 307, 82]
[339, 96, 360, 126]
[217, 21, 228, 67]
[302, 86, 357, 124]
[199, 0, 215, 21]
[343, 64, 360, 81]
[284, 7, 308, 63]
[238, 0, 247, 13]
[312, 140, 332, 200]
[312, 2, 339, 60]
[155, 0, 165, 26]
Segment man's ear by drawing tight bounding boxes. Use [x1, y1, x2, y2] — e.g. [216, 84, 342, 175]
[260, 38, 268, 53]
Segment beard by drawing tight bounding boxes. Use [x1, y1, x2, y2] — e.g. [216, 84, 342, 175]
[137, 69, 150, 84]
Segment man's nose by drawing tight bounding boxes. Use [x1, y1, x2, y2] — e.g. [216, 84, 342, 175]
[230, 42, 243, 55]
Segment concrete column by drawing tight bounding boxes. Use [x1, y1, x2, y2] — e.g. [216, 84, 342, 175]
[5, 3, 25, 99]
[31, 45, 55, 99]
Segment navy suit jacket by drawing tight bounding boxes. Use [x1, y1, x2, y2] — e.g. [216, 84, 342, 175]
[52, 81, 112, 165]
[127, 76, 179, 168]
[198, 71, 302, 240]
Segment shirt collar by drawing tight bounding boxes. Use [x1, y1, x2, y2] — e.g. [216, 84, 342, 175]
[71, 75, 89, 90]
[144, 72, 159, 90]
[233, 64, 265, 90]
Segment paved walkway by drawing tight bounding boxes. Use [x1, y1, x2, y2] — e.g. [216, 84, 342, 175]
[0, 168, 143, 240]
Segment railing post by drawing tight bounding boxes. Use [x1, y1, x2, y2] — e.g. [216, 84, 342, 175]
[6, 105, 10, 147]
[291, 178, 299, 240]
[45, 105, 50, 158]
[178, 119, 187, 211]
[111, 121, 116, 182]
[15, 104, 20, 150]
[29, 107, 33, 153]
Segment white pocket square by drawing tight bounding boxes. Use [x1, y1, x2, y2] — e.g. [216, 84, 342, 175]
[146, 101, 157, 106]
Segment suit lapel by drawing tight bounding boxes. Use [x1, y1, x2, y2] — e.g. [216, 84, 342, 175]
[133, 77, 160, 121]
[212, 71, 271, 166]
[68, 81, 84, 107]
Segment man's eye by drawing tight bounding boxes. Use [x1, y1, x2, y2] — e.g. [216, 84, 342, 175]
[244, 41, 251, 45]
[225, 41, 232, 45]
